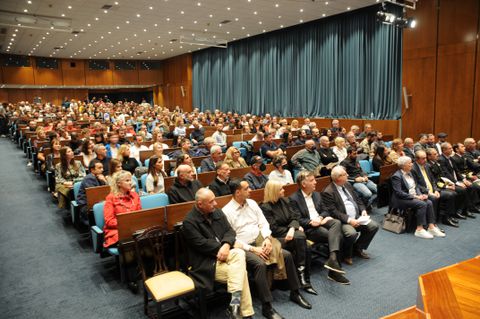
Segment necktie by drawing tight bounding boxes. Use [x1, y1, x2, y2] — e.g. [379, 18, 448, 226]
[342, 186, 359, 215]
[420, 166, 434, 193]
[447, 157, 458, 181]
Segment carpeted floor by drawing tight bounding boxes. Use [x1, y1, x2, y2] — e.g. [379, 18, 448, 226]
[0, 137, 479, 319]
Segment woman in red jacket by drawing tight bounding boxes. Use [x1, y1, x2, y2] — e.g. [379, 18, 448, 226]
[103, 170, 141, 248]
[103, 170, 142, 292]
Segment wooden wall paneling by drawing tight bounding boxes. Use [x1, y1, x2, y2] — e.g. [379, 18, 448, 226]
[472, 25, 480, 139]
[85, 61, 113, 86]
[7, 89, 27, 103]
[61, 60, 86, 86]
[1, 66, 35, 85]
[163, 54, 192, 111]
[138, 69, 163, 85]
[34, 67, 63, 85]
[371, 120, 399, 137]
[113, 70, 139, 85]
[401, 0, 438, 139]
[434, 0, 479, 143]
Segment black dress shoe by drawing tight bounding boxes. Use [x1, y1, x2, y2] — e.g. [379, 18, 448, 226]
[455, 212, 468, 220]
[467, 211, 477, 218]
[327, 271, 351, 285]
[262, 306, 285, 319]
[127, 281, 139, 294]
[290, 291, 312, 309]
[324, 258, 346, 274]
[226, 304, 242, 319]
[443, 217, 459, 228]
[303, 286, 318, 295]
[450, 217, 459, 223]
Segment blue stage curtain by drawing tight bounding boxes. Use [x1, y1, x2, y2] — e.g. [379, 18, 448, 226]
[192, 5, 402, 119]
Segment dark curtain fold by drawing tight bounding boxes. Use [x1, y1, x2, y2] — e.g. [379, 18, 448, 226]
[192, 5, 403, 119]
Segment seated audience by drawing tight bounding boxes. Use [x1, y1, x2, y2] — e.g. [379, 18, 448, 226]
[76, 159, 107, 222]
[208, 162, 232, 197]
[145, 156, 167, 194]
[260, 133, 284, 162]
[200, 145, 223, 172]
[55, 146, 86, 208]
[268, 155, 294, 185]
[414, 134, 428, 153]
[172, 118, 187, 139]
[150, 142, 170, 162]
[45, 137, 61, 173]
[358, 132, 377, 158]
[94, 144, 111, 175]
[171, 138, 195, 159]
[340, 147, 377, 207]
[117, 144, 139, 174]
[403, 137, 415, 160]
[223, 180, 312, 318]
[318, 136, 339, 176]
[260, 180, 318, 294]
[391, 156, 446, 239]
[332, 137, 348, 163]
[244, 155, 269, 190]
[372, 145, 393, 171]
[106, 159, 123, 185]
[182, 188, 254, 318]
[80, 139, 96, 169]
[389, 138, 405, 163]
[463, 138, 480, 174]
[150, 131, 169, 150]
[224, 146, 248, 169]
[174, 153, 197, 177]
[291, 140, 322, 176]
[289, 171, 351, 282]
[105, 132, 120, 158]
[130, 135, 148, 163]
[212, 123, 227, 148]
[434, 132, 448, 154]
[358, 123, 372, 139]
[168, 164, 203, 204]
[412, 150, 458, 227]
[279, 132, 295, 150]
[294, 129, 308, 145]
[322, 166, 379, 258]
[189, 120, 205, 145]
[103, 170, 141, 291]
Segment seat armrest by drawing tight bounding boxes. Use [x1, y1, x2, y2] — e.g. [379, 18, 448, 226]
[91, 226, 104, 253]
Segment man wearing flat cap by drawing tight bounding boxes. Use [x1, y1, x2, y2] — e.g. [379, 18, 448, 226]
[435, 133, 448, 155]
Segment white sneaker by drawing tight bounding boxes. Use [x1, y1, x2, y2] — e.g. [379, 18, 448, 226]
[415, 229, 434, 239]
[428, 227, 446, 238]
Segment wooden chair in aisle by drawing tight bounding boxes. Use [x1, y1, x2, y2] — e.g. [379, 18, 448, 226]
[133, 225, 198, 318]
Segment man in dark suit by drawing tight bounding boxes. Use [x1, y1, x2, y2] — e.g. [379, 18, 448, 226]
[289, 171, 351, 285]
[412, 150, 458, 227]
[167, 164, 203, 204]
[183, 188, 254, 319]
[403, 137, 415, 160]
[438, 142, 477, 218]
[317, 136, 339, 176]
[200, 145, 223, 172]
[322, 166, 379, 260]
[463, 138, 480, 174]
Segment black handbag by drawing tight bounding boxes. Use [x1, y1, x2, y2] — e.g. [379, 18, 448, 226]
[382, 208, 406, 234]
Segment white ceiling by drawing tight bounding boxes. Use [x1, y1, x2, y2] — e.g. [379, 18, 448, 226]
[0, 0, 381, 61]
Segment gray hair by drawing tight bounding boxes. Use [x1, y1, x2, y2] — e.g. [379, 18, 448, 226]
[94, 143, 106, 154]
[210, 145, 222, 154]
[331, 166, 347, 181]
[397, 156, 412, 168]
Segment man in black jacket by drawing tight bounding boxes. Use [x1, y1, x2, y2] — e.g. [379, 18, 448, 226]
[289, 171, 351, 284]
[183, 188, 254, 319]
[317, 136, 339, 176]
[209, 162, 232, 197]
[463, 138, 480, 174]
[167, 164, 203, 204]
[322, 166, 379, 260]
[412, 150, 458, 227]
[76, 159, 107, 223]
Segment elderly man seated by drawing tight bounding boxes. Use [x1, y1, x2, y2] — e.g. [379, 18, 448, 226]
[167, 164, 203, 204]
[182, 188, 254, 319]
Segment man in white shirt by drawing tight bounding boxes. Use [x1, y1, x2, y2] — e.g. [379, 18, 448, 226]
[129, 135, 148, 163]
[212, 123, 227, 149]
[222, 180, 312, 319]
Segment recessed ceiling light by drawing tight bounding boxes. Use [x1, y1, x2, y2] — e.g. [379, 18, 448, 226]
[108, 31, 111, 34]
[116, 26, 120, 29]
[166, 17, 170, 21]
[181, 11, 184, 14]
[126, 20, 130, 24]
[27, 0, 32, 4]
[197, 2, 201, 6]
[235, 17, 239, 21]
[322, 13, 326, 17]
[227, 7, 230, 10]
[347, 7, 351, 10]
[209, 14, 213, 18]
[23, 9, 28, 12]
[168, 31, 172, 34]
[61, 13, 65, 17]
[300, 9, 304, 12]
[104, 10, 108, 13]
[280, 25, 284, 28]
[247, 34, 250, 37]
[15, 29, 18, 32]
[80, 29, 84, 32]
[278, 15, 282, 18]
[157, 36, 161, 38]
[194, 20, 197, 24]
[13, 34, 17, 37]
[154, 23, 158, 27]
[275, 4, 279, 7]
[95, 17, 99, 20]
[204, 29, 207, 32]
[253, 11, 257, 15]
[68, 5, 72, 9]
[226, 31, 230, 34]
[136, 13, 141, 17]
[325, 1, 328, 5]
[180, 26, 183, 29]
[114, 1, 119, 5]
[258, 21, 262, 24]
[299, 19, 303, 23]
[134, 33, 137, 37]
[149, 6, 153, 10]
[87, 23, 91, 27]
[242, 26, 245, 29]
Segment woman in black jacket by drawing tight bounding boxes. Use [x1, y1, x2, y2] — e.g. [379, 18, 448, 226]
[260, 180, 317, 295]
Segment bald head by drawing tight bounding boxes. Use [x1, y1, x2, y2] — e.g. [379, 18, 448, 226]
[305, 139, 315, 150]
[177, 164, 194, 182]
[195, 188, 217, 214]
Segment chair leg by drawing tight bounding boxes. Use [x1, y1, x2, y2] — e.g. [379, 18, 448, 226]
[143, 287, 148, 315]
[155, 302, 163, 319]
[198, 290, 207, 319]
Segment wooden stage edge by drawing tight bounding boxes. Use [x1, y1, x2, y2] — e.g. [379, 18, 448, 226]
[381, 255, 480, 319]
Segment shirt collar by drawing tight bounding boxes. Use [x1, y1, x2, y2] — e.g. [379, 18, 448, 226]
[301, 189, 312, 199]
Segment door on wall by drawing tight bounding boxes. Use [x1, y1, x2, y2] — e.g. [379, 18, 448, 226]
[88, 91, 153, 104]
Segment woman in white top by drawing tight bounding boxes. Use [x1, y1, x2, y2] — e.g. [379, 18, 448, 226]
[145, 156, 167, 194]
[332, 137, 348, 163]
[173, 118, 186, 139]
[150, 142, 170, 162]
[268, 155, 294, 185]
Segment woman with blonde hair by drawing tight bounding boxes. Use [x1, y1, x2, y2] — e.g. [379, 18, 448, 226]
[224, 146, 248, 169]
[103, 170, 141, 292]
[117, 144, 139, 174]
[150, 142, 170, 162]
[260, 180, 316, 295]
[389, 138, 405, 163]
[290, 119, 300, 132]
[146, 156, 167, 194]
[55, 146, 86, 208]
[332, 137, 348, 163]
